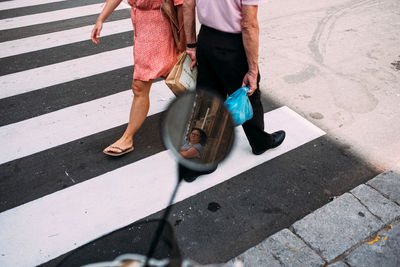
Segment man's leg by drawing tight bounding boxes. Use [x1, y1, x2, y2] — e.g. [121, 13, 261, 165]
[196, 25, 273, 152]
[241, 75, 274, 151]
[196, 27, 225, 100]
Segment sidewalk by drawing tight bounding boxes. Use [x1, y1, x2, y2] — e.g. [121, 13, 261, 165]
[228, 163, 400, 266]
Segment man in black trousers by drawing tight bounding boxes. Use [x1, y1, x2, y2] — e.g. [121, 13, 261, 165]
[183, 0, 285, 155]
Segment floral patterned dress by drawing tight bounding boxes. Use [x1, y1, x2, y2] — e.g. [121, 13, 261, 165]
[127, 0, 183, 81]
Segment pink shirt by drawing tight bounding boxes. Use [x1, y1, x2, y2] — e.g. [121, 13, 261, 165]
[196, 0, 259, 33]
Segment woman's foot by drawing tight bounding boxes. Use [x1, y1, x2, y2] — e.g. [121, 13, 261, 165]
[103, 138, 134, 156]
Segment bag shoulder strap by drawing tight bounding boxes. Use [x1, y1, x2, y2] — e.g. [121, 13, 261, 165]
[161, 0, 179, 29]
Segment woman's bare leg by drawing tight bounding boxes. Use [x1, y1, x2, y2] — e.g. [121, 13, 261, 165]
[104, 79, 153, 153]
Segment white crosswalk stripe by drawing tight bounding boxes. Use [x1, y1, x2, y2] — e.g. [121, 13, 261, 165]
[0, 2, 326, 267]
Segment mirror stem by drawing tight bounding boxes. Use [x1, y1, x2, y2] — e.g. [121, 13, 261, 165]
[145, 173, 182, 267]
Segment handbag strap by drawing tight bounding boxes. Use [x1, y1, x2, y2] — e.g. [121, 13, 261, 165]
[161, 0, 179, 29]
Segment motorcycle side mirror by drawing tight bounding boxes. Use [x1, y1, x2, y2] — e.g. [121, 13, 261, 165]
[144, 90, 235, 265]
[57, 90, 236, 267]
[161, 90, 235, 174]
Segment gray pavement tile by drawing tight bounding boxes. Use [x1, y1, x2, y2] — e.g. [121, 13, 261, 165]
[228, 228, 325, 267]
[292, 193, 383, 262]
[367, 164, 400, 205]
[261, 229, 325, 267]
[228, 246, 282, 267]
[345, 220, 400, 267]
[350, 184, 400, 223]
[327, 261, 348, 267]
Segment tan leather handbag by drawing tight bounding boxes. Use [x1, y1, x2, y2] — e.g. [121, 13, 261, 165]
[165, 52, 198, 96]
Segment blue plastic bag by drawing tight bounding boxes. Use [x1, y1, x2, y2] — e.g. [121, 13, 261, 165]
[224, 87, 253, 126]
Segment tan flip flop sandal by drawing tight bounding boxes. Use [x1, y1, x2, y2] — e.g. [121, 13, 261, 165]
[103, 146, 134, 156]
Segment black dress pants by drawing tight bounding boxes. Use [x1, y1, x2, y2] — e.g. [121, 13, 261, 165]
[196, 25, 273, 151]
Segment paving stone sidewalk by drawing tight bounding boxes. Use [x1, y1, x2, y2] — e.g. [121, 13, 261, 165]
[228, 164, 400, 266]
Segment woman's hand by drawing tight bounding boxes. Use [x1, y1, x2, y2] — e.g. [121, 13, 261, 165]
[91, 21, 103, 44]
[91, 0, 122, 44]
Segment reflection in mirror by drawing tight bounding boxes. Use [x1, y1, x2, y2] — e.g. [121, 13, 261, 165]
[162, 90, 235, 172]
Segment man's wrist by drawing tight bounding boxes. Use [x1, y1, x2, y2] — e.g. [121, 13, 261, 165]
[247, 69, 258, 76]
[187, 42, 197, 48]
[186, 47, 196, 53]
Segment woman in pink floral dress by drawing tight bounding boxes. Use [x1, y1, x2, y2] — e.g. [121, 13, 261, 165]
[91, 0, 184, 156]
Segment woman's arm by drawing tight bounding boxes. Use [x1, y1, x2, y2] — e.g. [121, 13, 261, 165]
[91, 0, 123, 44]
[180, 147, 200, 159]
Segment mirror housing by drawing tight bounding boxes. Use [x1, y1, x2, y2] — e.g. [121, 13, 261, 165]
[162, 90, 235, 172]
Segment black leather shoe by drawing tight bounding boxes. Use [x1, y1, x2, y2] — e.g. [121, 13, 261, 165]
[252, 130, 286, 155]
[270, 130, 286, 148]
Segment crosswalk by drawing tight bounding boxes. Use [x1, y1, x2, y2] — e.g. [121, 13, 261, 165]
[0, 1, 325, 266]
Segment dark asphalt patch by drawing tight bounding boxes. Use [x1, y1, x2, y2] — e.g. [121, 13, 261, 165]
[391, 59, 400, 71]
[208, 202, 221, 212]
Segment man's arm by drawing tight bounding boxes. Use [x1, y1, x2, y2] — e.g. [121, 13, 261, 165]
[183, 0, 197, 69]
[241, 5, 259, 96]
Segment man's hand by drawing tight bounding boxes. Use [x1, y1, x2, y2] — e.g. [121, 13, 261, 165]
[242, 70, 258, 96]
[90, 0, 122, 45]
[186, 47, 197, 70]
[241, 5, 259, 96]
